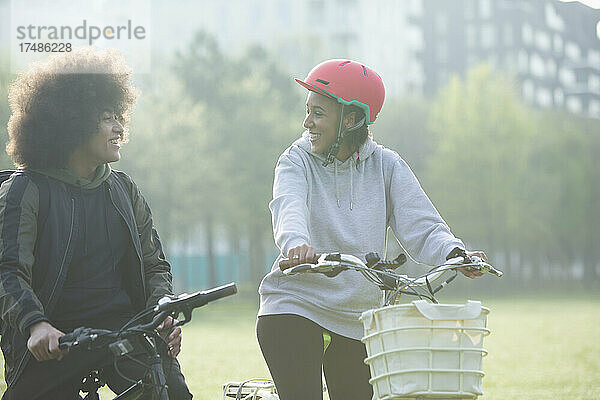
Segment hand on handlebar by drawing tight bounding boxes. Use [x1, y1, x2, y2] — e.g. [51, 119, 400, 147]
[28, 321, 69, 361]
[280, 244, 318, 271]
[458, 250, 488, 279]
[157, 316, 182, 358]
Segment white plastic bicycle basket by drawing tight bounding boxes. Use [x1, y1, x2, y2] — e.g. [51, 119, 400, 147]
[360, 300, 490, 399]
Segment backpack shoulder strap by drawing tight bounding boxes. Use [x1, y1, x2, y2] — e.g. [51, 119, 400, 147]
[24, 171, 51, 239]
[0, 170, 51, 239]
[0, 170, 17, 186]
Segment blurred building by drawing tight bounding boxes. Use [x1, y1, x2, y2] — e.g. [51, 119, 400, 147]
[151, 0, 600, 118]
[410, 0, 600, 118]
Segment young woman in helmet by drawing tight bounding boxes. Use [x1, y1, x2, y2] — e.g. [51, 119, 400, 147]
[257, 59, 487, 400]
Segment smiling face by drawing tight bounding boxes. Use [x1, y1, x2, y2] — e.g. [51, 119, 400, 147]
[68, 109, 124, 179]
[85, 109, 124, 165]
[303, 91, 356, 161]
[303, 91, 341, 155]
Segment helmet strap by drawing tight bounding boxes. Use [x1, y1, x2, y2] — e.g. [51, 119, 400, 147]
[322, 104, 366, 167]
[322, 104, 345, 166]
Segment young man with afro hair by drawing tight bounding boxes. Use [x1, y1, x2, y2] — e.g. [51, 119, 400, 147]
[0, 47, 192, 399]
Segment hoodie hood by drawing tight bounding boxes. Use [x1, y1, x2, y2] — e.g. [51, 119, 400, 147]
[296, 131, 377, 210]
[297, 130, 377, 166]
[28, 164, 112, 189]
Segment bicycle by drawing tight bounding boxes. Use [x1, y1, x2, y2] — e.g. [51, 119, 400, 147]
[222, 379, 279, 400]
[58, 283, 238, 400]
[276, 250, 503, 399]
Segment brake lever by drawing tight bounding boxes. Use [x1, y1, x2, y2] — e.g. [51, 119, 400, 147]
[488, 265, 503, 277]
[462, 256, 504, 277]
[476, 263, 503, 277]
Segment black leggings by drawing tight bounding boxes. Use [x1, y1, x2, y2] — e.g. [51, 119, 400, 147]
[256, 314, 372, 400]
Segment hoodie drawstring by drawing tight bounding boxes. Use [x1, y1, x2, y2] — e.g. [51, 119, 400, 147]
[350, 159, 354, 211]
[333, 157, 356, 211]
[335, 161, 340, 208]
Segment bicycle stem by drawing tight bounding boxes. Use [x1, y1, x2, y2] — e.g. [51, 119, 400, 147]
[135, 310, 170, 332]
[149, 346, 169, 400]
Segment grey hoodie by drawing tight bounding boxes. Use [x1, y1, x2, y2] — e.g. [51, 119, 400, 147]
[258, 132, 465, 339]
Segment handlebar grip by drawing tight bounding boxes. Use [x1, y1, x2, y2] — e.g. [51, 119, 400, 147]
[181, 282, 237, 310]
[201, 282, 237, 304]
[58, 332, 77, 350]
[157, 283, 238, 315]
[279, 254, 320, 271]
[57, 327, 111, 350]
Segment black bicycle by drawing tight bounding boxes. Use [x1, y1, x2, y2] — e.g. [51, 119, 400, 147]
[58, 283, 237, 400]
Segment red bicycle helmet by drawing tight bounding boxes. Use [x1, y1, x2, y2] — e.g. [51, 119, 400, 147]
[295, 59, 385, 124]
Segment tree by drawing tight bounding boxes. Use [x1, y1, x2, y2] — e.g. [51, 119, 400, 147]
[425, 63, 600, 285]
[374, 96, 434, 177]
[425, 64, 537, 279]
[530, 110, 599, 284]
[173, 32, 303, 285]
[118, 73, 217, 282]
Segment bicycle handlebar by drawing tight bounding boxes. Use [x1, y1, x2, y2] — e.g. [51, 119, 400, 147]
[156, 282, 237, 313]
[281, 253, 502, 279]
[58, 327, 115, 350]
[58, 283, 237, 351]
[280, 252, 502, 304]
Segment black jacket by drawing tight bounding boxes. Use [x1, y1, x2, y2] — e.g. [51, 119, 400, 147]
[0, 169, 173, 387]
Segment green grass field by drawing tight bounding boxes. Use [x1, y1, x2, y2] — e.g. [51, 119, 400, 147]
[1, 293, 599, 399]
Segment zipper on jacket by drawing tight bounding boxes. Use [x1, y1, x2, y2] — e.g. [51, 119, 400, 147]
[47, 198, 75, 303]
[106, 186, 145, 292]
